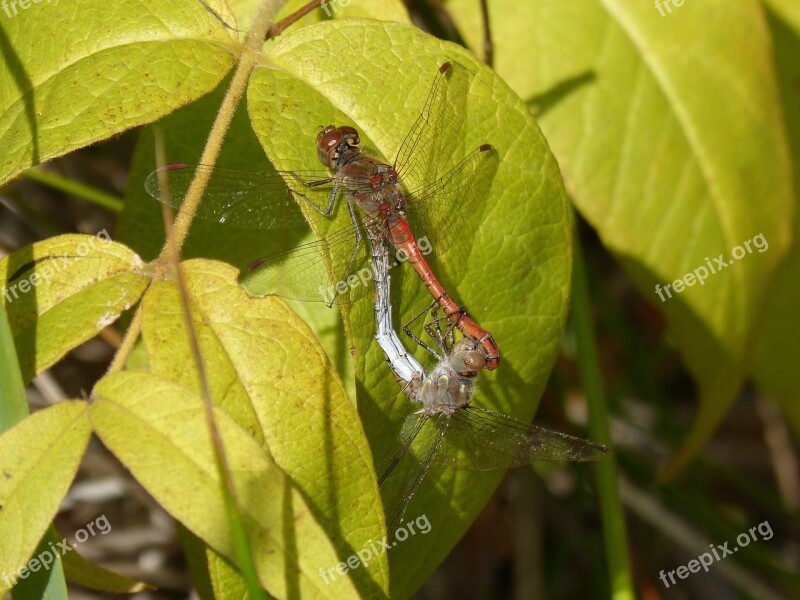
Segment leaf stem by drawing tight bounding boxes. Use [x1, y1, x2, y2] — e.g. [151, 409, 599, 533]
[106, 304, 143, 374]
[479, 0, 493, 66]
[111, 0, 286, 373]
[155, 0, 285, 261]
[23, 167, 124, 213]
[165, 235, 265, 599]
[570, 227, 635, 600]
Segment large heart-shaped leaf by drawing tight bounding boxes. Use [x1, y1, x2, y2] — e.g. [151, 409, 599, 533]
[247, 21, 571, 597]
[0, 0, 238, 186]
[446, 0, 793, 475]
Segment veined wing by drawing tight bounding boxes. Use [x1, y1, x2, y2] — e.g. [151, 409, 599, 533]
[403, 144, 499, 256]
[379, 412, 449, 540]
[393, 62, 476, 197]
[429, 406, 609, 471]
[144, 163, 374, 229]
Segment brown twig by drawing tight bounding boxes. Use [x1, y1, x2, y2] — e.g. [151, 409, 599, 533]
[267, 0, 322, 40]
[479, 0, 493, 67]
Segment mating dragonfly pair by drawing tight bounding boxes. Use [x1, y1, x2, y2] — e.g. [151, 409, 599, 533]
[146, 61, 608, 538]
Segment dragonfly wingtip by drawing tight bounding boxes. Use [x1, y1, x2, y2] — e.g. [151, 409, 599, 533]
[247, 258, 264, 272]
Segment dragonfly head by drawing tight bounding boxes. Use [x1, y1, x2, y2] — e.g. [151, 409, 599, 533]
[448, 338, 486, 377]
[317, 125, 361, 169]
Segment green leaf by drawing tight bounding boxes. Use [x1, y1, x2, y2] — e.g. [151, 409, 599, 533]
[208, 549, 252, 599]
[10, 528, 70, 600]
[447, 0, 793, 475]
[61, 535, 153, 594]
[90, 371, 360, 600]
[250, 21, 571, 597]
[0, 400, 91, 597]
[0, 234, 149, 382]
[0, 288, 27, 433]
[137, 259, 386, 597]
[0, 0, 238, 186]
[754, 0, 800, 437]
[178, 523, 257, 600]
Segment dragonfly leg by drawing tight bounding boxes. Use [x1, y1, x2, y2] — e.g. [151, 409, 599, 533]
[285, 172, 339, 217]
[424, 304, 459, 355]
[327, 199, 364, 305]
[403, 300, 443, 359]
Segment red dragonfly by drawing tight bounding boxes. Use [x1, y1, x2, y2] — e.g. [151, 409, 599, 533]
[146, 62, 501, 368]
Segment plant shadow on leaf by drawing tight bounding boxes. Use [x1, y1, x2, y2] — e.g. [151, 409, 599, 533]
[528, 70, 596, 118]
[120, 74, 310, 270]
[1, 245, 36, 382]
[0, 22, 38, 165]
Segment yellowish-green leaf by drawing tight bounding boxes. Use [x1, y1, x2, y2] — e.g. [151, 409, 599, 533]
[754, 0, 800, 437]
[0, 0, 238, 186]
[177, 524, 255, 600]
[447, 0, 793, 475]
[250, 21, 572, 597]
[208, 548, 251, 600]
[0, 234, 149, 382]
[0, 400, 91, 597]
[138, 259, 387, 597]
[62, 540, 153, 594]
[90, 371, 360, 600]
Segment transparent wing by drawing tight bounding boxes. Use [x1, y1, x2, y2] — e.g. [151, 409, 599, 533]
[379, 413, 449, 539]
[144, 163, 374, 229]
[403, 144, 499, 255]
[238, 217, 379, 304]
[429, 406, 609, 471]
[394, 62, 475, 196]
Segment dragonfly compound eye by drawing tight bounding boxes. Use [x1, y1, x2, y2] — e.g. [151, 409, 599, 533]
[316, 126, 342, 166]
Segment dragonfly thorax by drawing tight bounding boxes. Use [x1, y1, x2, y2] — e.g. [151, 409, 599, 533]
[419, 357, 476, 415]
